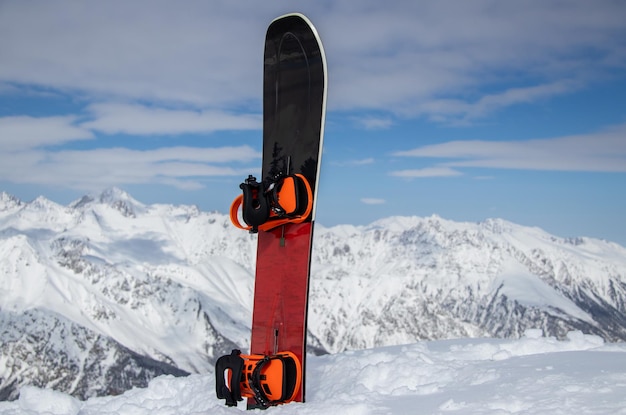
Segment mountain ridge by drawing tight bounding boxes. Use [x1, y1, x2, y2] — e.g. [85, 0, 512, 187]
[1, 188, 625, 400]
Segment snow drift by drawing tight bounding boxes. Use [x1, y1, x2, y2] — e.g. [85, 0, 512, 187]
[1, 331, 625, 414]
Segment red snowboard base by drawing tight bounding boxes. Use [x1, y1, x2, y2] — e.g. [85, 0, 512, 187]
[248, 222, 313, 407]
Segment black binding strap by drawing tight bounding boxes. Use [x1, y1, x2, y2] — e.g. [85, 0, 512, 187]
[239, 176, 270, 232]
[268, 174, 309, 217]
[250, 354, 299, 408]
[215, 350, 244, 407]
[250, 356, 272, 408]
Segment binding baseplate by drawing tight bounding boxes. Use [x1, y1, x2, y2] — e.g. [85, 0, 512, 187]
[229, 174, 312, 233]
[215, 349, 302, 408]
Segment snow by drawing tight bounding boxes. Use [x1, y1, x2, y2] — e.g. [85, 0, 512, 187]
[3, 188, 626, 402]
[1, 331, 625, 415]
[496, 259, 595, 324]
[1, 189, 256, 376]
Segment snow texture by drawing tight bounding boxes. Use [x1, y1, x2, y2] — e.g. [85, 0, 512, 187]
[1, 188, 626, 401]
[0, 331, 625, 414]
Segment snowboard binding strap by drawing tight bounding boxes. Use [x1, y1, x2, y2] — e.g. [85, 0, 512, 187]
[215, 349, 302, 408]
[230, 173, 313, 233]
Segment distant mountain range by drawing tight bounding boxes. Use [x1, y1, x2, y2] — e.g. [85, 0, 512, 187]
[1, 188, 625, 400]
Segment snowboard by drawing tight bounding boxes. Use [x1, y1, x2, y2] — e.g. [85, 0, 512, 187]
[247, 13, 327, 409]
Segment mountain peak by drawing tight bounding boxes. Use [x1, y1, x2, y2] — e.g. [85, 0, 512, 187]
[97, 187, 135, 203]
[26, 195, 66, 215]
[100, 187, 144, 217]
[0, 192, 22, 211]
[71, 187, 144, 217]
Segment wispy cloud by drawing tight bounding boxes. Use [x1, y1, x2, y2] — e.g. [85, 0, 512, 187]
[0, 108, 262, 191]
[0, 104, 263, 191]
[1, 1, 623, 118]
[0, 146, 260, 191]
[0, 2, 266, 106]
[389, 167, 463, 178]
[2, 3, 626, 197]
[83, 103, 261, 135]
[324, 2, 626, 120]
[361, 198, 386, 205]
[53, 146, 260, 165]
[333, 158, 375, 167]
[0, 115, 93, 151]
[415, 80, 580, 123]
[352, 116, 394, 130]
[393, 124, 626, 173]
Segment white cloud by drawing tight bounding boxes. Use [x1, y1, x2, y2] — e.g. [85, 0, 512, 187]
[361, 198, 386, 205]
[0, 115, 93, 151]
[0, 1, 623, 119]
[333, 158, 375, 167]
[0, 146, 260, 191]
[351, 158, 375, 166]
[415, 80, 580, 123]
[0, 102, 262, 193]
[389, 167, 464, 178]
[323, 1, 626, 120]
[51, 146, 260, 165]
[352, 116, 393, 130]
[83, 103, 261, 135]
[393, 124, 626, 173]
[0, 2, 270, 106]
[1, 2, 625, 195]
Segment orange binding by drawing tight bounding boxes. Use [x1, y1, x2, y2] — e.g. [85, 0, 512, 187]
[230, 174, 313, 233]
[215, 349, 302, 408]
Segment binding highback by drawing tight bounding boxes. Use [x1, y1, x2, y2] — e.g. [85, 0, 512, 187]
[215, 350, 245, 407]
[239, 175, 271, 230]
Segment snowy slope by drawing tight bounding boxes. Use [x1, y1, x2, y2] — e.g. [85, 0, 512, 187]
[1, 188, 626, 401]
[1, 331, 625, 415]
[310, 216, 626, 352]
[0, 308, 188, 401]
[0, 189, 255, 399]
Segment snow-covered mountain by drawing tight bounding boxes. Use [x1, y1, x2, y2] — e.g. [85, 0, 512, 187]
[0, 188, 254, 400]
[310, 216, 626, 353]
[1, 188, 625, 401]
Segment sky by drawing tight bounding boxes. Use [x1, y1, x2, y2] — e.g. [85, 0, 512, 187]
[1, 0, 625, 245]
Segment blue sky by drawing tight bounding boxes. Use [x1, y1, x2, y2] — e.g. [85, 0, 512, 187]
[1, 1, 625, 245]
